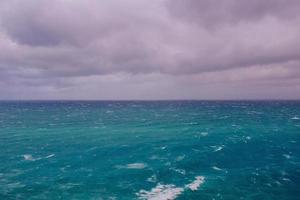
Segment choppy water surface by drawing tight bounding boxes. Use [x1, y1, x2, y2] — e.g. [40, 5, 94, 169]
[0, 101, 300, 200]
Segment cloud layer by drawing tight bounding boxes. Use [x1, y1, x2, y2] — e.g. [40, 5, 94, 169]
[0, 0, 300, 99]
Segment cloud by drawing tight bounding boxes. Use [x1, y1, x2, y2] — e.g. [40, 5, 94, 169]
[166, 0, 300, 25]
[0, 0, 299, 99]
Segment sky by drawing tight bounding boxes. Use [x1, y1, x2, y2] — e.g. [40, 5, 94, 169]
[0, 0, 300, 100]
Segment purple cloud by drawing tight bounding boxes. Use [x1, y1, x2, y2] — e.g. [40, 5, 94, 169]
[0, 0, 300, 99]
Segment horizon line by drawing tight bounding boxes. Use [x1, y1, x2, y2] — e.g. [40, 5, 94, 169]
[1, 99, 300, 101]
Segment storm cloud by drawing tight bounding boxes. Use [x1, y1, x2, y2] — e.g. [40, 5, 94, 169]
[0, 0, 300, 99]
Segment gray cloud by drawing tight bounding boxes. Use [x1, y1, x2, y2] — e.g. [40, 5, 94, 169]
[166, 0, 300, 26]
[0, 0, 300, 99]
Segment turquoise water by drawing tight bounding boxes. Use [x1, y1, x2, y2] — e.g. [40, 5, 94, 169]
[0, 101, 300, 200]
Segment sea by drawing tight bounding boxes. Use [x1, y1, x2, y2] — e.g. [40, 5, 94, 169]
[0, 101, 299, 200]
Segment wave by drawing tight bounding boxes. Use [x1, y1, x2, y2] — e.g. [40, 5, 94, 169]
[185, 176, 205, 191]
[126, 163, 147, 169]
[45, 154, 55, 159]
[23, 154, 55, 161]
[137, 176, 205, 200]
[211, 145, 224, 152]
[137, 184, 184, 200]
[23, 154, 35, 161]
[199, 132, 208, 136]
[147, 175, 158, 183]
[212, 166, 223, 171]
[116, 163, 147, 169]
[212, 166, 228, 173]
[170, 168, 186, 175]
[175, 155, 185, 161]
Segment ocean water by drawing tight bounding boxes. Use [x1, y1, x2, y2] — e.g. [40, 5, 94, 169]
[0, 101, 300, 200]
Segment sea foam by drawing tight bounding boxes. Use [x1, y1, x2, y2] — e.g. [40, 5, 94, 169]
[199, 132, 208, 136]
[185, 176, 205, 191]
[212, 145, 224, 152]
[126, 163, 147, 169]
[45, 154, 55, 159]
[23, 154, 55, 161]
[23, 154, 34, 161]
[137, 176, 205, 200]
[147, 175, 158, 183]
[137, 184, 184, 200]
[212, 166, 223, 171]
[116, 163, 147, 169]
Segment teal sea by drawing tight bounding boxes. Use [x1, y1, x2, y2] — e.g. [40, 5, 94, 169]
[0, 101, 300, 200]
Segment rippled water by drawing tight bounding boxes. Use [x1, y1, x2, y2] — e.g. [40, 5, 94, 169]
[0, 101, 300, 199]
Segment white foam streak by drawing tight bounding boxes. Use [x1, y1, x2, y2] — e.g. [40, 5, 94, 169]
[45, 154, 55, 159]
[23, 154, 55, 161]
[212, 166, 222, 171]
[126, 163, 147, 169]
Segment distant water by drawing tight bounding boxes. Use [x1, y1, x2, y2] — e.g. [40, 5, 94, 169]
[0, 101, 300, 200]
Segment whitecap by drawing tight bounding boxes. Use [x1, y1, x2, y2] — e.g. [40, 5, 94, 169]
[246, 136, 251, 140]
[291, 116, 299, 120]
[199, 132, 208, 136]
[175, 155, 185, 161]
[212, 166, 222, 171]
[185, 176, 205, 191]
[170, 168, 186, 175]
[116, 163, 147, 169]
[26, 154, 53, 161]
[127, 163, 147, 169]
[137, 176, 205, 200]
[149, 155, 159, 160]
[23, 154, 35, 161]
[137, 184, 184, 200]
[212, 146, 223, 152]
[147, 175, 157, 183]
[283, 154, 291, 159]
[45, 154, 55, 159]
[282, 178, 291, 182]
[274, 180, 282, 185]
